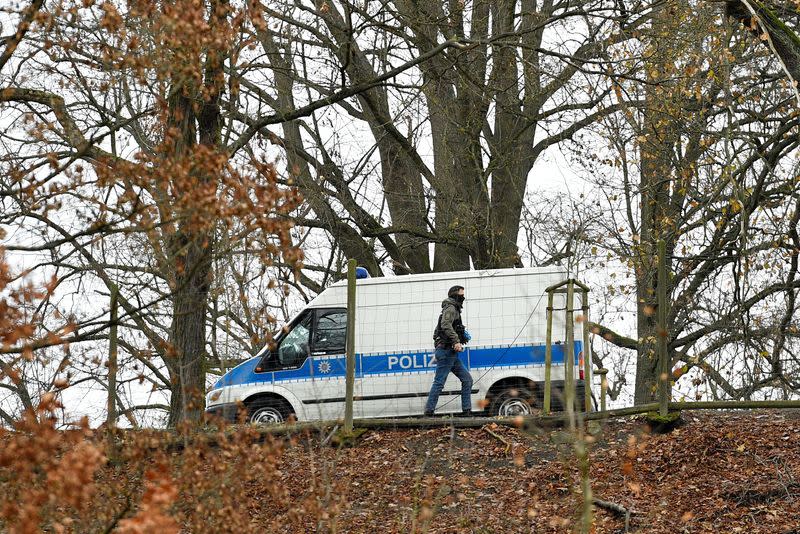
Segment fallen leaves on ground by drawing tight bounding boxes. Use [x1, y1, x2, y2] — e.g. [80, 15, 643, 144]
[4, 410, 800, 532]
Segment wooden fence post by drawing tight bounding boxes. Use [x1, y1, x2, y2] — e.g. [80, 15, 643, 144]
[565, 280, 576, 429]
[596, 368, 608, 412]
[544, 291, 554, 414]
[344, 260, 357, 433]
[581, 290, 592, 413]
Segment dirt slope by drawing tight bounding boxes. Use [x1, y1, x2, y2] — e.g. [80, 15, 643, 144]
[244, 410, 800, 533]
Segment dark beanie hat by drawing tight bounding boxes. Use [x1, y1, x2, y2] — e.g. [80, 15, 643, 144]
[448, 285, 464, 298]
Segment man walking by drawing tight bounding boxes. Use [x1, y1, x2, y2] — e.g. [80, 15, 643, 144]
[424, 285, 473, 417]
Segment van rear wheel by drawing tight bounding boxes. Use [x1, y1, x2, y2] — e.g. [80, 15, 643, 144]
[490, 387, 536, 417]
[247, 398, 293, 425]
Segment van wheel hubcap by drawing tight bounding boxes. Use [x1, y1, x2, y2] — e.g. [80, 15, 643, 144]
[250, 406, 284, 424]
[498, 398, 531, 416]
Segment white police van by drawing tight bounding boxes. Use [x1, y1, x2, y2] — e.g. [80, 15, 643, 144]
[205, 267, 588, 423]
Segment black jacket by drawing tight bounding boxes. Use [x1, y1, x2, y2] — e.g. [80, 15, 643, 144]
[433, 298, 466, 349]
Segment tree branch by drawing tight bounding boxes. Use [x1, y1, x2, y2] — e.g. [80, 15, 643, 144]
[589, 321, 638, 350]
[227, 38, 467, 154]
[0, 0, 44, 72]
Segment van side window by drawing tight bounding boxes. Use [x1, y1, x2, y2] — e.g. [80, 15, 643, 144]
[313, 309, 347, 353]
[277, 314, 312, 368]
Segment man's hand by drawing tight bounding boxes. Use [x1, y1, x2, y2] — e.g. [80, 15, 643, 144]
[454, 343, 464, 352]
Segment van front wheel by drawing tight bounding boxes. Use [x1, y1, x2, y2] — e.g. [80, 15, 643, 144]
[247, 398, 292, 425]
[490, 387, 535, 417]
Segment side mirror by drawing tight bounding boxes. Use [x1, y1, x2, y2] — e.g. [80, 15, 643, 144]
[255, 350, 276, 373]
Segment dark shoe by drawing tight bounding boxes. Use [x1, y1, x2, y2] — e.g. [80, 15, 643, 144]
[456, 410, 473, 418]
[423, 411, 434, 417]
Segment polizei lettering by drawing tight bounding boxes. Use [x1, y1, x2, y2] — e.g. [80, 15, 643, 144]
[387, 353, 436, 370]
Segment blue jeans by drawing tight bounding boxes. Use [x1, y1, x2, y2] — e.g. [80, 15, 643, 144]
[425, 348, 473, 413]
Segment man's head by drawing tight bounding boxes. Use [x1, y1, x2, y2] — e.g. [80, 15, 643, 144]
[448, 285, 465, 305]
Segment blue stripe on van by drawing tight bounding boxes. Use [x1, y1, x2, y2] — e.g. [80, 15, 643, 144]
[214, 356, 260, 388]
[213, 342, 582, 389]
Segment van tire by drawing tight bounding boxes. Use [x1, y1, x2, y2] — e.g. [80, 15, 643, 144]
[490, 386, 536, 417]
[246, 397, 293, 425]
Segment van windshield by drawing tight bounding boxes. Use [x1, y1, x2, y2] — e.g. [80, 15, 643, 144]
[277, 314, 312, 367]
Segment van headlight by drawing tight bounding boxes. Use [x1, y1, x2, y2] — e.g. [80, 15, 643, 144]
[209, 390, 222, 402]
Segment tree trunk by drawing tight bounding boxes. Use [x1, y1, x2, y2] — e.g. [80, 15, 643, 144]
[167, 235, 213, 426]
[315, 0, 431, 273]
[487, 0, 527, 268]
[427, 77, 473, 272]
[164, 0, 225, 426]
[634, 5, 677, 403]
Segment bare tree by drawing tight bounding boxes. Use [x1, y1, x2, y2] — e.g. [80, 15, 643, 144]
[239, 0, 649, 280]
[563, 1, 800, 402]
[0, 0, 302, 425]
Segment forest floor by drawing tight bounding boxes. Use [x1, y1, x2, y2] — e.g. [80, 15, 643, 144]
[243, 410, 800, 533]
[5, 410, 800, 533]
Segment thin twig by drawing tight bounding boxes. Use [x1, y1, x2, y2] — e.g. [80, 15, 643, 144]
[321, 424, 339, 447]
[483, 426, 511, 455]
[593, 497, 633, 532]
[102, 495, 132, 534]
